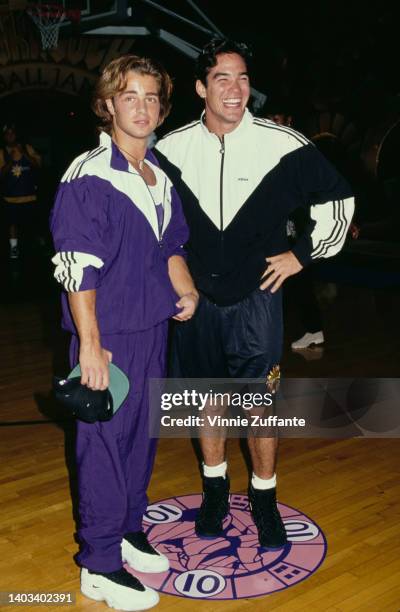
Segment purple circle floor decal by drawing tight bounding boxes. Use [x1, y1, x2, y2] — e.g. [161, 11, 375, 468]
[126, 493, 327, 600]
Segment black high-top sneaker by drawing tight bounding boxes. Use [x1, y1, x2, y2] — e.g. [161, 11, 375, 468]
[195, 475, 230, 538]
[248, 485, 287, 549]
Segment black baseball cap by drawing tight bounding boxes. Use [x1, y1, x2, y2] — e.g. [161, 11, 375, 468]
[53, 363, 130, 423]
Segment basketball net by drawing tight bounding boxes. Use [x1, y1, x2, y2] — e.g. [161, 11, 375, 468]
[27, 3, 67, 50]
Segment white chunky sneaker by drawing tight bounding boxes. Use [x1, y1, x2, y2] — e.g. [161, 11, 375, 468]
[291, 331, 324, 350]
[9, 245, 19, 259]
[81, 567, 159, 611]
[122, 531, 169, 573]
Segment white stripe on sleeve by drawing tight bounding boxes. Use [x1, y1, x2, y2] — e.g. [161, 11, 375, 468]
[52, 251, 104, 291]
[310, 196, 355, 259]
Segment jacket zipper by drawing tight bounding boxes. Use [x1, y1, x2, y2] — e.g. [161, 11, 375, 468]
[219, 136, 225, 266]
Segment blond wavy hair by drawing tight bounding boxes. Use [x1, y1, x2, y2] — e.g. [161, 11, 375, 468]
[92, 54, 173, 133]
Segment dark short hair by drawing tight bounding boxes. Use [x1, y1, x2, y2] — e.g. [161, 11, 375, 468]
[263, 97, 293, 117]
[93, 54, 173, 133]
[195, 38, 252, 85]
[2, 123, 16, 133]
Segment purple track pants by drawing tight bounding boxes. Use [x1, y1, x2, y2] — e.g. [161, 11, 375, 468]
[69, 321, 167, 572]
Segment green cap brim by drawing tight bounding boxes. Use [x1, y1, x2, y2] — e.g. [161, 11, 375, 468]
[68, 363, 130, 414]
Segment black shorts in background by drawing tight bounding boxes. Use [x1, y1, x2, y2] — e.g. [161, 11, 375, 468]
[3, 201, 38, 227]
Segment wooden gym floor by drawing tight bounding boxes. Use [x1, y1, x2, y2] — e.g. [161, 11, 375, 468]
[0, 253, 399, 611]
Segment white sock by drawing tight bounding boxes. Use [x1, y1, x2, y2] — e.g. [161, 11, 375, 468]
[10, 238, 18, 248]
[203, 461, 227, 478]
[252, 472, 277, 490]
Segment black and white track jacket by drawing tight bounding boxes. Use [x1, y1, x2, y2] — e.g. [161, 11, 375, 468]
[155, 109, 354, 306]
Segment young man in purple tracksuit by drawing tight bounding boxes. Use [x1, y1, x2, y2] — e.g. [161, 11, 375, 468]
[50, 55, 198, 611]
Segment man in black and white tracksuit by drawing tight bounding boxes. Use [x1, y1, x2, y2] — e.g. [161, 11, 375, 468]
[154, 39, 354, 550]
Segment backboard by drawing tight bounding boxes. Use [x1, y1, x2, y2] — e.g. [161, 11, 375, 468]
[4, 0, 130, 30]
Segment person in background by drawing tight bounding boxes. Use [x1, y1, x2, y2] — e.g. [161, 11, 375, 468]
[0, 124, 41, 259]
[265, 101, 325, 350]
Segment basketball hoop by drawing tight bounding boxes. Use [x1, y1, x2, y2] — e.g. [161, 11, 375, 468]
[27, 3, 79, 50]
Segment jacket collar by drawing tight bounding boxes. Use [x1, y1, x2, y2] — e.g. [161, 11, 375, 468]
[200, 107, 253, 142]
[99, 130, 160, 173]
